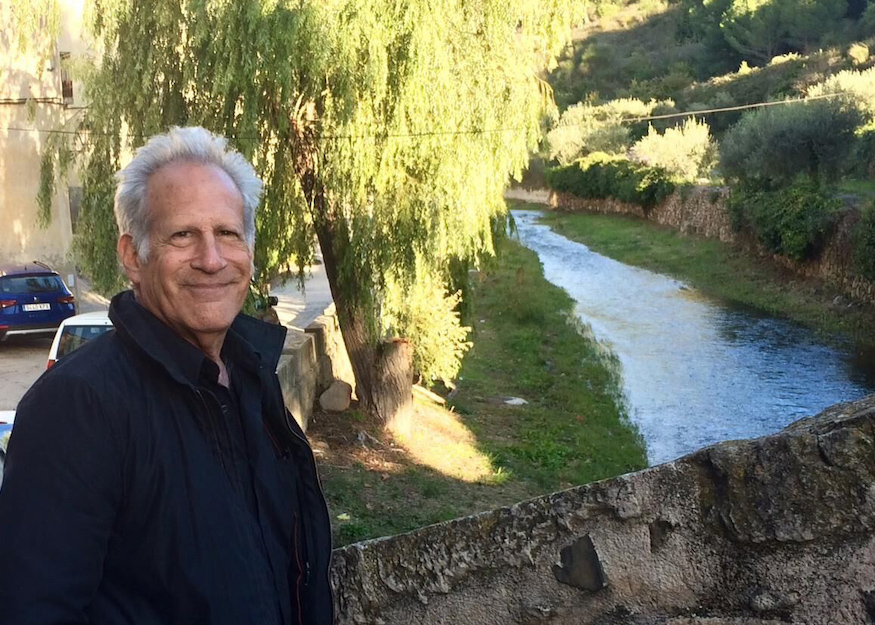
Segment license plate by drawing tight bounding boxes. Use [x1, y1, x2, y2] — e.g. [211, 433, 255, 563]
[22, 303, 51, 312]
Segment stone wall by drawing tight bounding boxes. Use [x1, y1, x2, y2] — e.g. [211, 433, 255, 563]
[547, 188, 875, 305]
[276, 304, 355, 431]
[330, 394, 875, 625]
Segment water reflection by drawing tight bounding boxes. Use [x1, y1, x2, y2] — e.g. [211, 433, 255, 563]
[513, 209, 875, 465]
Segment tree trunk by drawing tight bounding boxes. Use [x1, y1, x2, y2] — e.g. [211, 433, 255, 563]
[313, 218, 414, 428]
[290, 112, 414, 427]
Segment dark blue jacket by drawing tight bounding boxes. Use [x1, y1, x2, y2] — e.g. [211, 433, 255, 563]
[0, 291, 333, 625]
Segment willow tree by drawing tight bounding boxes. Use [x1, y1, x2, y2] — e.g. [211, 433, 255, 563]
[72, 0, 579, 423]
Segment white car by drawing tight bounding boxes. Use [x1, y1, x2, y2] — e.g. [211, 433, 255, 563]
[0, 410, 14, 485]
[46, 310, 114, 369]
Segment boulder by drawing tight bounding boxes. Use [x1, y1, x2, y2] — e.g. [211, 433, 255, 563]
[319, 379, 353, 412]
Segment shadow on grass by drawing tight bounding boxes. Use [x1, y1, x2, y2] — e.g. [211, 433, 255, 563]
[307, 236, 647, 547]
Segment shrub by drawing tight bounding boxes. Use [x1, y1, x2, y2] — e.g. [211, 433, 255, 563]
[848, 43, 870, 66]
[720, 99, 863, 186]
[853, 201, 875, 280]
[381, 263, 472, 387]
[728, 178, 841, 261]
[630, 117, 718, 182]
[546, 98, 675, 165]
[546, 152, 676, 209]
[851, 124, 875, 178]
[807, 67, 875, 121]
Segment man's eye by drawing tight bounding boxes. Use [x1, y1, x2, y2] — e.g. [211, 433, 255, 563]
[170, 231, 192, 242]
[219, 230, 241, 238]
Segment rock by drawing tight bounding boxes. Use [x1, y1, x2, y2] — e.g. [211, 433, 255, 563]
[319, 379, 352, 412]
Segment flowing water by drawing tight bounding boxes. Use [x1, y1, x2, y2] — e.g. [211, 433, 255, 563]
[513, 209, 875, 466]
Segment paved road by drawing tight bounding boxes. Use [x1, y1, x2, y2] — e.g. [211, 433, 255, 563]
[0, 265, 333, 411]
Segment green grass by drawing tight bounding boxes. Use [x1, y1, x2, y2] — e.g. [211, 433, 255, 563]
[533, 205, 875, 347]
[450, 238, 647, 490]
[314, 235, 648, 546]
[839, 179, 875, 196]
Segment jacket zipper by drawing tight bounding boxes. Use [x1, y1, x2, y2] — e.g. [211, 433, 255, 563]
[272, 374, 335, 625]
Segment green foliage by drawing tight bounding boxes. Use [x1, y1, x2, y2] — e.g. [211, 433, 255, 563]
[720, 99, 864, 186]
[381, 261, 472, 387]
[851, 123, 875, 178]
[630, 117, 718, 182]
[853, 200, 875, 280]
[10, 0, 60, 61]
[35, 132, 74, 228]
[683, 0, 848, 65]
[807, 67, 875, 121]
[69, 0, 582, 400]
[546, 152, 675, 209]
[728, 178, 841, 261]
[546, 98, 674, 164]
[862, 3, 875, 37]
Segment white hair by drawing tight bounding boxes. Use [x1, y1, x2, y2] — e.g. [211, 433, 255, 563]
[114, 126, 263, 261]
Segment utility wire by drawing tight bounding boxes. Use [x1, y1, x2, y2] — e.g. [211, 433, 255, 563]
[0, 90, 852, 141]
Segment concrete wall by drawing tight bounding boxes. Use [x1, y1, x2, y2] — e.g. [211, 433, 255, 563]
[329, 394, 875, 625]
[276, 304, 355, 431]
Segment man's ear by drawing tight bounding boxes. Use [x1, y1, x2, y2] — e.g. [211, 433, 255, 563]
[117, 234, 143, 287]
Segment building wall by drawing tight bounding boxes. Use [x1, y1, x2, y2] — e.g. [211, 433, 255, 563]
[0, 0, 90, 272]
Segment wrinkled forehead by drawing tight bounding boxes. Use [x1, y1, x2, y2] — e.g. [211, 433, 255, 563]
[144, 160, 245, 227]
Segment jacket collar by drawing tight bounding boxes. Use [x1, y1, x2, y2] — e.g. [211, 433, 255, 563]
[109, 290, 287, 387]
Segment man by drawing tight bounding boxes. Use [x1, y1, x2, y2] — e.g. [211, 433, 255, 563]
[0, 127, 333, 625]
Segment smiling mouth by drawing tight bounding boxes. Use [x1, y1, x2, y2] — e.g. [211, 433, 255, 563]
[184, 283, 234, 289]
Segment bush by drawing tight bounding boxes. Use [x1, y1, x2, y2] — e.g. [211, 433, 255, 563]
[546, 152, 676, 209]
[720, 99, 863, 186]
[728, 178, 841, 261]
[851, 124, 875, 178]
[381, 263, 472, 387]
[854, 201, 875, 280]
[848, 42, 870, 65]
[630, 117, 718, 182]
[546, 98, 675, 165]
[807, 67, 875, 121]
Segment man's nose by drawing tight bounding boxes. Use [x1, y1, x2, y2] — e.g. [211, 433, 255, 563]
[191, 234, 228, 273]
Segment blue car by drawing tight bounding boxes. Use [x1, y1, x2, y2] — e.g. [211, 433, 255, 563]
[0, 263, 76, 342]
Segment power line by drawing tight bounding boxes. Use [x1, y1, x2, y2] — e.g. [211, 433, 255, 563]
[618, 91, 845, 123]
[0, 90, 853, 142]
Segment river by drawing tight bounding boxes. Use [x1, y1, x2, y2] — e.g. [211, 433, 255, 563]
[513, 209, 875, 466]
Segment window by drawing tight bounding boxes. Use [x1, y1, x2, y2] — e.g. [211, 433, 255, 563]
[56, 325, 114, 359]
[0, 275, 65, 294]
[59, 52, 73, 102]
[68, 186, 82, 233]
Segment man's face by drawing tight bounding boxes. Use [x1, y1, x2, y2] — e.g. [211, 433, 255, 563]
[119, 161, 253, 351]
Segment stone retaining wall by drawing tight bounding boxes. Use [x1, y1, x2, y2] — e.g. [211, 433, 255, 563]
[276, 303, 355, 431]
[546, 188, 875, 305]
[329, 395, 875, 625]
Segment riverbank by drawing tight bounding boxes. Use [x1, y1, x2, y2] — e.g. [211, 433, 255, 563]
[308, 237, 647, 546]
[524, 202, 875, 348]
